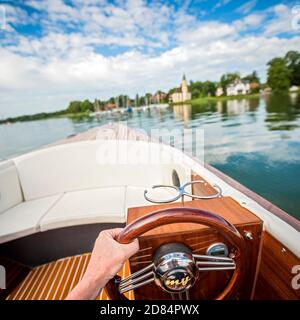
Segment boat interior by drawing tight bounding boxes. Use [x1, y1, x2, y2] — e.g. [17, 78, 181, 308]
[0, 124, 299, 300]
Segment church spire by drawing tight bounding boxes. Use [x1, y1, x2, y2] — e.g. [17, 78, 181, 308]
[182, 74, 186, 81]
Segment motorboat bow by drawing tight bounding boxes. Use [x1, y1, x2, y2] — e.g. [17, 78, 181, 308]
[0, 124, 299, 300]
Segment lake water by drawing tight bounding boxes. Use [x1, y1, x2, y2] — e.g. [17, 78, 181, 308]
[0, 93, 300, 220]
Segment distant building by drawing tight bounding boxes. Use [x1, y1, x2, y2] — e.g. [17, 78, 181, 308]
[215, 86, 224, 97]
[261, 87, 272, 95]
[150, 91, 167, 104]
[226, 79, 250, 96]
[290, 85, 299, 92]
[170, 75, 192, 103]
[249, 82, 260, 92]
[105, 102, 117, 110]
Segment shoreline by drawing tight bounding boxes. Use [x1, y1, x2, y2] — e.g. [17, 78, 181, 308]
[172, 93, 261, 106]
[0, 111, 91, 125]
[2, 91, 299, 125]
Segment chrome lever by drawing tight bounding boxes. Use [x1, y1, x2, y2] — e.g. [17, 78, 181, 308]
[193, 254, 236, 271]
[119, 277, 155, 294]
[119, 263, 154, 294]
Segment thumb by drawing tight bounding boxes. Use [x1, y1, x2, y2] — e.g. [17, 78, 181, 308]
[123, 238, 139, 259]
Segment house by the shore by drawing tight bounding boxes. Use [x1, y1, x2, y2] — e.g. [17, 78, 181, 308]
[215, 86, 224, 97]
[105, 102, 117, 110]
[290, 85, 299, 92]
[226, 79, 250, 96]
[170, 75, 192, 103]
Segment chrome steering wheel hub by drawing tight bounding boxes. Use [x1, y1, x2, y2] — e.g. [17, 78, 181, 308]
[118, 240, 236, 297]
[153, 243, 198, 293]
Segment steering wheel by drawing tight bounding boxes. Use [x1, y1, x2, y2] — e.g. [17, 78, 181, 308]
[105, 207, 246, 300]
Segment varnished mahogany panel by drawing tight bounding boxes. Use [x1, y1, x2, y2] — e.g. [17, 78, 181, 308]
[127, 198, 262, 300]
[254, 232, 300, 300]
[127, 197, 261, 236]
[191, 173, 221, 196]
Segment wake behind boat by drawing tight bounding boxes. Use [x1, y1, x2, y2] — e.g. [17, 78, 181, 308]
[0, 124, 299, 300]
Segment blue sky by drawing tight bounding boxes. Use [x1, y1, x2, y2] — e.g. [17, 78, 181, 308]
[0, 0, 300, 117]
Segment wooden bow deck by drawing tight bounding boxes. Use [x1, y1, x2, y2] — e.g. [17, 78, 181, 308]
[4, 254, 132, 300]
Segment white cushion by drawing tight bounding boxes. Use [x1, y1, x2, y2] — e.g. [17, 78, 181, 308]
[14, 141, 165, 201]
[40, 187, 126, 231]
[0, 194, 62, 244]
[0, 160, 23, 214]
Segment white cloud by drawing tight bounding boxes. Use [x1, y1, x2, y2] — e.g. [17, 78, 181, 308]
[25, 0, 175, 48]
[176, 22, 236, 45]
[234, 13, 265, 30]
[236, 0, 257, 15]
[263, 4, 296, 36]
[0, 1, 300, 118]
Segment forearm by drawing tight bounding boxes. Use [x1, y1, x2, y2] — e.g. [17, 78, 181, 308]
[66, 270, 109, 300]
[65, 228, 139, 300]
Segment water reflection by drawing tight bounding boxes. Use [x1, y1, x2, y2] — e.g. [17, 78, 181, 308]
[1, 94, 300, 219]
[265, 93, 300, 130]
[172, 98, 260, 128]
[172, 104, 191, 127]
[216, 98, 259, 115]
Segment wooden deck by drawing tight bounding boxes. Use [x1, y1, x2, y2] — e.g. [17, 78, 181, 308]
[0, 257, 31, 300]
[6, 254, 133, 300]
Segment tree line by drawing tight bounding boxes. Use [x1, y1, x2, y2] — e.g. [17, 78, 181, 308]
[1, 50, 299, 124]
[267, 50, 300, 92]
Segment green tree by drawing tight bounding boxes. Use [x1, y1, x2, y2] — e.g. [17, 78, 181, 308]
[81, 99, 94, 112]
[145, 93, 152, 105]
[189, 81, 217, 98]
[67, 101, 82, 113]
[191, 88, 201, 99]
[267, 58, 291, 92]
[284, 51, 300, 86]
[243, 71, 260, 83]
[220, 73, 240, 92]
[138, 95, 146, 106]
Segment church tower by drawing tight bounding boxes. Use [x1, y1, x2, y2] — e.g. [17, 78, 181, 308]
[181, 74, 189, 101]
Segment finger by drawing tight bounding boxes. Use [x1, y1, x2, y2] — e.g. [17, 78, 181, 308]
[103, 228, 123, 239]
[123, 238, 139, 258]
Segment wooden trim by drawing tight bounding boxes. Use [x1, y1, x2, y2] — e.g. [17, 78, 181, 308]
[250, 230, 264, 299]
[254, 231, 300, 300]
[5, 253, 133, 300]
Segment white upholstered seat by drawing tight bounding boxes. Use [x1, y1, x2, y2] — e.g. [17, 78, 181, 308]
[0, 140, 191, 243]
[39, 187, 126, 231]
[0, 160, 23, 214]
[0, 194, 62, 244]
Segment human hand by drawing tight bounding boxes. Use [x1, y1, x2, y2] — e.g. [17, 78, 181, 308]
[84, 228, 139, 284]
[66, 228, 139, 300]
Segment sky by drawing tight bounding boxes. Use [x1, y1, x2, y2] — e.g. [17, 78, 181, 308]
[0, 0, 300, 118]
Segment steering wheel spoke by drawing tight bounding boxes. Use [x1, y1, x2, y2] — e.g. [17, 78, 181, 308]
[119, 263, 154, 294]
[193, 254, 236, 271]
[173, 290, 190, 300]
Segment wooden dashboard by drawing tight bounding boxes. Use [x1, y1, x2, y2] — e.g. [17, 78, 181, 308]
[127, 197, 263, 300]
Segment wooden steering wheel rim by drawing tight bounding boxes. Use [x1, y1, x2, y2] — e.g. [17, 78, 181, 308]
[105, 207, 246, 300]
